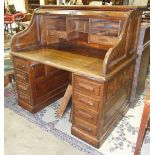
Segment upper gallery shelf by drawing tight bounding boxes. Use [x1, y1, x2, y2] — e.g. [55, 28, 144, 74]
[11, 6, 142, 79]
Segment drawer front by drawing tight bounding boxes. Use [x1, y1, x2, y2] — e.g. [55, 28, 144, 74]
[89, 34, 118, 46]
[74, 117, 97, 136]
[74, 92, 99, 111]
[74, 106, 98, 125]
[13, 57, 28, 72]
[14, 70, 29, 83]
[74, 75, 101, 96]
[16, 82, 30, 96]
[18, 92, 31, 104]
[48, 31, 67, 39]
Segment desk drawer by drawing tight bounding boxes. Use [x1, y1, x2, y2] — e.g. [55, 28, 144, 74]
[13, 57, 28, 72]
[74, 75, 101, 96]
[18, 92, 31, 104]
[15, 70, 29, 83]
[74, 117, 97, 136]
[16, 81, 30, 96]
[74, 92, 99, 111]
[74, 106, 98, 125]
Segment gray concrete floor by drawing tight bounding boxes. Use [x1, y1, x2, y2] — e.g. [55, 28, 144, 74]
[4, 108, 84, 155]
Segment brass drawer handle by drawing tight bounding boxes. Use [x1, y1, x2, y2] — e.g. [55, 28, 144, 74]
[78, 110, 93, 120]
[78, 83, 94, 92]
[18, 84, 28, 91]
[79, 98, 94, 106]
[16, 74, 27, 80]
[78, 124, 92, 133]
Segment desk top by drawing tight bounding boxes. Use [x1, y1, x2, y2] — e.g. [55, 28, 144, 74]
[11, 48, 104, 80]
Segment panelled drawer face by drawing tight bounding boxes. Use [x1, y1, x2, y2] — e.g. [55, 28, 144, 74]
[74, 92, 99, 111]
[14, 70, 29, 83]
[74, 76, 101, 96]
[13, 57, 28, 72]
[18, 92, 31, 104]
[74, 106, 98, 125]
[16, 81, 30, 96]
[74, 117, 97, 136]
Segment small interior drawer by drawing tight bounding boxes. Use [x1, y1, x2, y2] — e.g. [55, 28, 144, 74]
[74, 92, 99, 111]
[16, 81, 30, 96]
[14, 70, 29, 83]
[74, 75, 101, 96]
[13, 57, 28, 72]
[89, 34, 118, 45]
[74, 117, 97, 136]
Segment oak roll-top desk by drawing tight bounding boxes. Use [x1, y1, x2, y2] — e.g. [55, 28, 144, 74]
[11, 6, 142, 148]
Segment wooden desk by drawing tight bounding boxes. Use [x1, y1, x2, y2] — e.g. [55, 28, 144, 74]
[11, 47, 104, 80]
[11, 6, 142, 148]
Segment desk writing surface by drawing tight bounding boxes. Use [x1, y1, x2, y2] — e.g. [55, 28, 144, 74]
[11, 48, 104, 80]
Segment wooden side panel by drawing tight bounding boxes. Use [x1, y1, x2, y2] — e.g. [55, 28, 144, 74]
[29, 62, 69, 105]
[125, 11, 142, 56]
[11, 14, 40, 51]
[35, 70, 69, 98]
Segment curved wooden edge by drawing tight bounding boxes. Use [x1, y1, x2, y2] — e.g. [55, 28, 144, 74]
[104, 54, 136, 81]
[38, 5, 147, 11]
[11, 9, 40, 52]
[103, 12, 131, 75]
[103, 10, 142, 77]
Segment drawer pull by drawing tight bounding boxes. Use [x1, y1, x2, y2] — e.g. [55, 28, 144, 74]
[78, 83, 94, 91]
[18, 84, 28, 91]
[30, 63, 40, 70]
[17, 64, 25, 69]
[78, 124, 92, 133]
[78, 110, 93, 120]
[16, 74, 27, 80]
[19, 94, 28, 100]
[79, 99, 94, 106]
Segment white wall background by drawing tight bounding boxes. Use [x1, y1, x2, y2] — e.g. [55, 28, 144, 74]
[133, 0, 148, 6]
[5, 0, 26, 12]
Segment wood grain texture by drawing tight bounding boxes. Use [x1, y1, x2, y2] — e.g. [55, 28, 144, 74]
[12, 56, 69, 113]
[11, 6, 142, 148]
[57, 84, 72, 118]
[11, 48, 104, 80]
